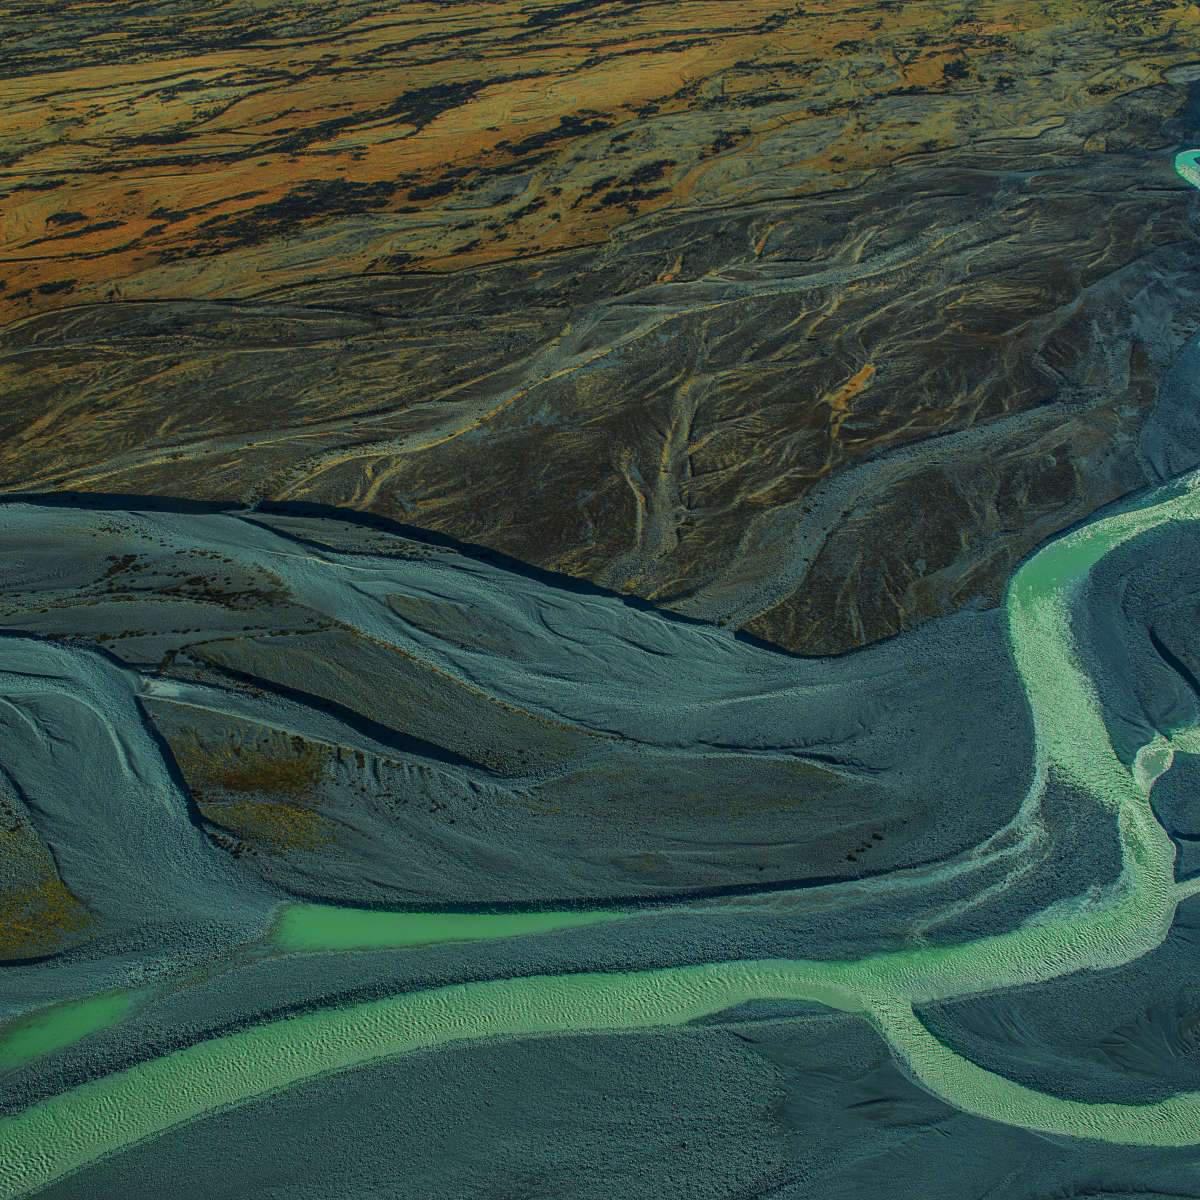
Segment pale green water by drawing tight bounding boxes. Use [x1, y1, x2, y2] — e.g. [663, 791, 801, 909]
[5, 470, 1200, 1198]
[272, 903, 629, 952]
[8, 166, 1200, 1189]
[0, 907, 630, 1073]
[0, 991, 144, 1075]
[0, 905, 628, 1087]
[1177, 149, 1200, 191]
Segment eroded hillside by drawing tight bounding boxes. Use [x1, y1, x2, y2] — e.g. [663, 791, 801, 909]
[4, 0, 1200, 650]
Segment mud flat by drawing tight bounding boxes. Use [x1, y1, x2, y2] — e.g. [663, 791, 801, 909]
[1, 450, 1200, 1193]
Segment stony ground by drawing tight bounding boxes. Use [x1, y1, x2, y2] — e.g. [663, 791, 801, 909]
[5, 1, 1200, 651]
